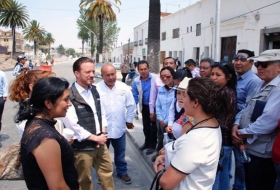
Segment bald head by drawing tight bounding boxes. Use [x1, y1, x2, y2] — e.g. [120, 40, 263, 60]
[101, 64, 117, 89]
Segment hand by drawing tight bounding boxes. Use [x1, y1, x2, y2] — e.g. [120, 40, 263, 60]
[150, 113, 155, 121]
[165, 126, 172, 133]
[159, 148, 165, 156]
[153, 155, 165, 173]
[68, 137, 74, 145]
[231, 125, 243, 145]
[126, 122, 134, 129]
[96, 134, 108, 146]
[159, 121, 166, 128]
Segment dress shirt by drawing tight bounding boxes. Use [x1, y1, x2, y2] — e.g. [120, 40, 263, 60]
[236, 70, 262, 112]
[235, 75, 280, 144]
[132, 73, 152, 105]
[63, 82, 107, 141]
[149, 74, 164, 113]
[156, 86, 175, 125]
[96, 81, 136, 139]
[0, 71, 8, 97]
[168, 98, 182, 126]
[13, 63, 23, 76]
[191, 67, 201, 78]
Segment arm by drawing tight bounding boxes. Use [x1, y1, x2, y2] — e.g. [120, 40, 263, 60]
[101, 101, 108, 131]
[167, 99, 175, 126]
[125, 88, 137, 123]
[2, 72, 8, 100]
[13, 65, 21, 76]
[131, 81, 139, 105]
[32, 138, 70, 190]
[149, 78, 157, 114]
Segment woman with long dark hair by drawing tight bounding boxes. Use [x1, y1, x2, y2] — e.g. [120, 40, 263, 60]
[16, 77, 79, 190]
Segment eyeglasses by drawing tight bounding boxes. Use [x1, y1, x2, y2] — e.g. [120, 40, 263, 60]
[199, 66, 209, 70]
[212, 62, 227, 67]
[233, 54, 248, 62]
[254, 61, 272, 68]
[160, 75, 172, 79]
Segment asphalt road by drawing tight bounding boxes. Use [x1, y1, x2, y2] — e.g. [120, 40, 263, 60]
[0, 61, 153, 190]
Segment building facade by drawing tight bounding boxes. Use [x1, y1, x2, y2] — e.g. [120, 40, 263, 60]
[0, 29, 24, 54]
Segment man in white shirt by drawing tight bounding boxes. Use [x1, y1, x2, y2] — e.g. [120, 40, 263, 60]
[63, 57, 114, 190]
[96, 64, 136, 184]
[0, 70, 8, 141]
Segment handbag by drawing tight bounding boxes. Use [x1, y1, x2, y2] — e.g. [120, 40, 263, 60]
[0, 143, 24, 180]
[150, 169, 165, 190]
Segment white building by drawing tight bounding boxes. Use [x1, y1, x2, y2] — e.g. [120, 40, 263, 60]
[130, 0, 280, 66]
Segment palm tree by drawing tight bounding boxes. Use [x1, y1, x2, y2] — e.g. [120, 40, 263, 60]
[147, 0, 161, 73]
[0, 0, 11, 11]
[0, 0, 29, 58]
[44, 32, 55, 55]
[77, 27, 89, 55]
[23, 20, 46, 58]
[80, 0, 121, 62]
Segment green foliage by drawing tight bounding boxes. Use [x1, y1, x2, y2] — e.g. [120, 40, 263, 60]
[57, 44, 65, 55]
[46, 54, 51, 60]
[66, 48, 75, 56]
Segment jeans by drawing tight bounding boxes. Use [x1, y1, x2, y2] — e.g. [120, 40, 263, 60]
[142, 104, 157, 149]
[106, 133, 127, 176]
[232, 146, 246, 190]
[0, 97, 5, 131]
[213, 146, 233, 190]
[274, 163, 280, 190]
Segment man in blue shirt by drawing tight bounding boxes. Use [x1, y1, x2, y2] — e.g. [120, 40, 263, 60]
[231, 49, 262, 190]
[132, 60, 157, 155]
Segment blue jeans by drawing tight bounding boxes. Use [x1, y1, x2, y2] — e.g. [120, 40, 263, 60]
[232, 146, 246, 190]
[274, 163, 280, 190]
[106, 133, 127, 175]
[213, 146, 233, 190]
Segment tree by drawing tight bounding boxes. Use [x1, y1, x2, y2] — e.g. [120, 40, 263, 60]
[147, 0, 160, 73]
[57, 44, 65, 55]
[44, 32, 55, 55]
[66, 48, 75, 57]
[23, 20, 46, 58]
[103, 20, 120, 52]
[0, 0, 11, 11]
[0, 0, 29, 58]
[80, 0, 121, 62]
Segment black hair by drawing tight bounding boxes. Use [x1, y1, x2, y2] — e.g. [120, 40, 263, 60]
[237, 49, 255, 58]
[211, 62, 237, 92]
[15, 77, 69, 122]
[138, 60, 149, 68]
[200, 57, 214, 65]
[163, 57, 176, 65]
[174, 69, 192, 81]
[185, 59, 196, 66]
[73, 57, 94, 73]
[160, 66, 175, 76]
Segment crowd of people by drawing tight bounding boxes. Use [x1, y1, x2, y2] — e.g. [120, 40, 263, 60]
[0, 48, 279, 190]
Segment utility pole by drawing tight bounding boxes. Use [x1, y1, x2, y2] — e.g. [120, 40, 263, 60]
[128, 38, 130, 63]
[214, 0, 221, 61]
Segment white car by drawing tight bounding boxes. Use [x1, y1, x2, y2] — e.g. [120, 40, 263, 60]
[112, 62, 121, 70]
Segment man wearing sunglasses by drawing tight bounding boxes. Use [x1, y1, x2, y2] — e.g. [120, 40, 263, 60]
[231, 49, 262, 190]
[232, 49, 280, 190]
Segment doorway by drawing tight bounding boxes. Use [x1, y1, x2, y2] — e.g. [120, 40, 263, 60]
[221, 36, 237, 62]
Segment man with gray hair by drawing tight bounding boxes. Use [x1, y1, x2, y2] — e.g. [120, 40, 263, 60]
[232, 49, 280, 190]
[199, 57, 214, 78]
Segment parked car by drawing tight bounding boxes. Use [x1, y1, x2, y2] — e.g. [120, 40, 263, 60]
[112, 62, 121, 70]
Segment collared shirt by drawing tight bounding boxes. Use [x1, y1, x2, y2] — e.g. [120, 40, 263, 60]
[132, 73, 152, 105]
[191, 67, 201, 78]
[13, 63, 24, 76]
[0, 71, 8, 97]
[236, 70, 262, 112]
[149, 74, 164, 113]
[96, 80, 136, 139]
[235, 75, 280, 144]
[63, 82, 107, 141]
[156, 86, 175, 124]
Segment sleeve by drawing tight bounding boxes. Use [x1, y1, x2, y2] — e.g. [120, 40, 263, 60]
[2, 72, 8, 96]
[168, 99, 175, 126]
[149, 78, 157, 114]
[62, 105, 92, 141]
[171, 135, 205, 174]
[131, 81, 139, 105]
[238, 89, 280, 144]
[156, 90, 164, 122]
[13, 65, 20, 76]
[101, 101, 108, 127]
[125, 87, 137, 123]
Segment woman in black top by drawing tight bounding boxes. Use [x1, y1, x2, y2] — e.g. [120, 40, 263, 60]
[15, 77, 79, 190]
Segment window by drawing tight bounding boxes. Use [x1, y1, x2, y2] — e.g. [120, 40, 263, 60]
[196, 23, 201, 36]
[162, 32, 166, 41]
[190, 26, 192, 32]
[172, 28, 179, 38]
[187, 27, 189, 33]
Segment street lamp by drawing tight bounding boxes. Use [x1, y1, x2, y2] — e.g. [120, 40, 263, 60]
[128, 38, 130, 63]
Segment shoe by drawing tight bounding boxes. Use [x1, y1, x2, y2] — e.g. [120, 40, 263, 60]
[97, 179, 101, 184]
[118, 174, 132, 184]
[151, 154, 158, 162]
[139, 144, 148, 151]
[146, 148, 155, 155]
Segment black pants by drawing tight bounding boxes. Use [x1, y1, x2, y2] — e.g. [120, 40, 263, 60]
[121, 73, 128, 83]
[142, 104, 157, 149]
[245, 154, 276, 190]
[156, 120, 164, 152]
[0, 97, 5, 131]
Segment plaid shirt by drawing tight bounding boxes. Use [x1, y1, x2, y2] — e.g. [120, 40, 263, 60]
[13, 63, 23, 76]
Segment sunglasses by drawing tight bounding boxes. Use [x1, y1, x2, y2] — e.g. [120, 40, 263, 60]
[254, 61, 272, 68]
[212, 62, 227, 67]
[233, 54, 248, 62]
[160, 75, 172, 79]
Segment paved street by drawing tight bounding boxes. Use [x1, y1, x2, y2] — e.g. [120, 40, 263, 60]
[0, 61, 154, 190]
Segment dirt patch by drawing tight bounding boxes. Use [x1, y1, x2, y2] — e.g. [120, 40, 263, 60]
[0, 59, 17, 70]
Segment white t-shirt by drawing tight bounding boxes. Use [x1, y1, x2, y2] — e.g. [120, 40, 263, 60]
[167, 126, 222, 190]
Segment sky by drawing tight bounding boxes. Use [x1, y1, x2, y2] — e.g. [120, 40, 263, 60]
[0, 0, 199, 49]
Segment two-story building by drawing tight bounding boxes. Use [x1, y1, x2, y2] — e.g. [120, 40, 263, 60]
[0, 29, 24, 55]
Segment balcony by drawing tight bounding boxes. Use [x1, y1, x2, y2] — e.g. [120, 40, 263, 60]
[139, 40, 143, 46]
[145, 38, 148, 45]
[134, 41, 138, 46]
